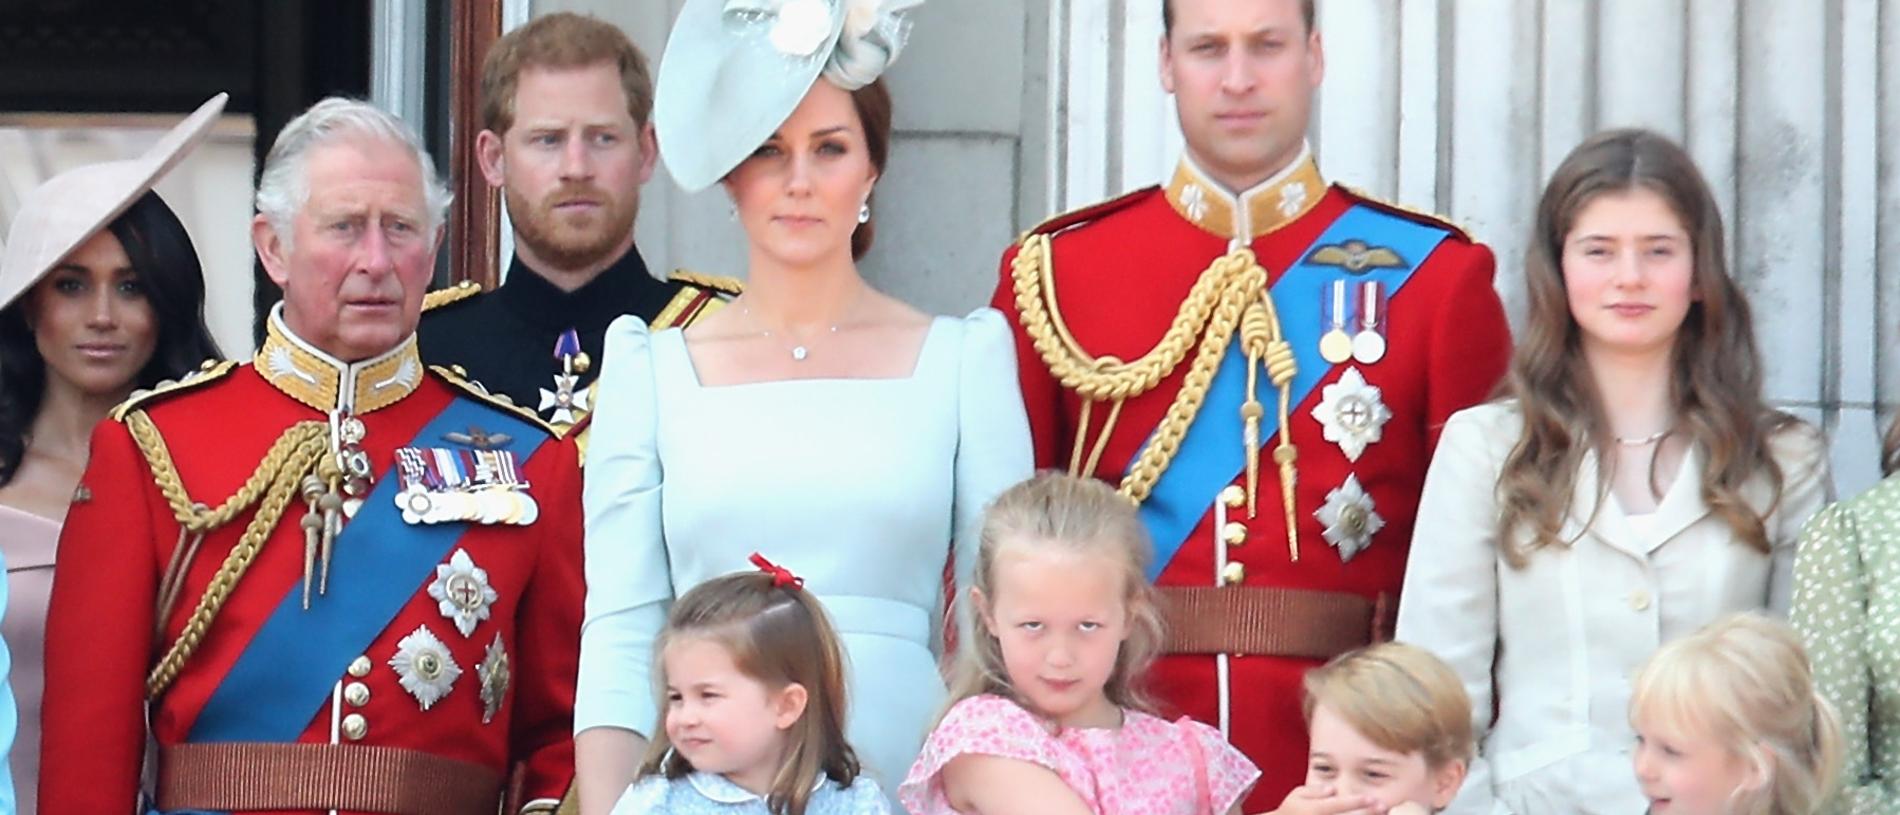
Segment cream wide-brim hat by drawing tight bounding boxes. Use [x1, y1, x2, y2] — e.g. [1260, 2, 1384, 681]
[0, 92, 228, 310]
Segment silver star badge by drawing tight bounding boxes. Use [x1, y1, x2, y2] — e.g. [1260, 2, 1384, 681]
[537, 375, 590, 426]
[1315, 474, 1386, 563]
[1311, 367, 1393, 462]
[478, 633, 510, 725]
[427, 549, 498, 637]
[390, 625, 462, 711]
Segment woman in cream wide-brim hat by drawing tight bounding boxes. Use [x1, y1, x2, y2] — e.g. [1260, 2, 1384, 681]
[0, 93, 225, 815]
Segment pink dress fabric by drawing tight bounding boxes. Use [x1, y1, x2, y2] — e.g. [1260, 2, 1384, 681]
[0, 502, 59, 815]
[900, 694, 1259, 815]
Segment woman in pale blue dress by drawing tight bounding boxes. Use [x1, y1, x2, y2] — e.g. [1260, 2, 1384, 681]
[572, 1, 1031, 812]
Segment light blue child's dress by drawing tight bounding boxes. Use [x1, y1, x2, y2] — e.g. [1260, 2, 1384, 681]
[609, 772, 888, 815]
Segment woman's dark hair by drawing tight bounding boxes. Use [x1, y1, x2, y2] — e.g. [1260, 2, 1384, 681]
[0, 190, 222, 485]
[848, 79, 892, 261]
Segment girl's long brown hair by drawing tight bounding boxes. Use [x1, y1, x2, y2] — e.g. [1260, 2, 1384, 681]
[1496, 128, 1797, 567]
[637, 571, 859, 815]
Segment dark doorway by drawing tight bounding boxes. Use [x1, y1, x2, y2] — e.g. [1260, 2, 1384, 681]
[0, 0, 375, 344]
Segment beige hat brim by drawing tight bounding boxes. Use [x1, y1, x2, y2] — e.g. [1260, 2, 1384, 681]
[0, 92, 229, 311]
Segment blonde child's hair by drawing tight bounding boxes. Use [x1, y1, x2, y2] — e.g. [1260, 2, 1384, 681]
[1628, 613, 1843, 815]
[1302, 642, 1475, 770]
[941, 472, 1165, 721]
[638, 570, 860, 815]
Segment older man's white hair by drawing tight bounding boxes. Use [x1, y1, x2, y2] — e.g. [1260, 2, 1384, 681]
[254, 97, 453, 246]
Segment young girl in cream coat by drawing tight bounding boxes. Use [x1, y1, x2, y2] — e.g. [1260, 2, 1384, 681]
[1395, 129, 1832, 815]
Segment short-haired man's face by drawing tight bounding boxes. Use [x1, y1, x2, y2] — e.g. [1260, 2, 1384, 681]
[1160, 0, 1322, 190]
[480, 60, 656, 275]
[255, 137, 439, 361]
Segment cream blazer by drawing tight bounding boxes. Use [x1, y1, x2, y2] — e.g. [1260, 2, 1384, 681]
[1395, 401, 1832, 815]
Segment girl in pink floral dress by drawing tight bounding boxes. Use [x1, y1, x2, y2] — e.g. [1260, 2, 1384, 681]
[899, 474, 1259, 815]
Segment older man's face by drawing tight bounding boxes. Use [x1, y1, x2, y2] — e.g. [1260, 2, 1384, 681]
[255, 136, 439, 362]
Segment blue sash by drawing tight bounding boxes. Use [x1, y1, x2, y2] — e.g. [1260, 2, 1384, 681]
[1134, 205, 1450, 578]
[184, 398, 547, 744]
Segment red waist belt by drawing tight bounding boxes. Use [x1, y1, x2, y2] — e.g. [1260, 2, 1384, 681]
[1159, 586, 1394, 661]
[157, 743, 502, 815]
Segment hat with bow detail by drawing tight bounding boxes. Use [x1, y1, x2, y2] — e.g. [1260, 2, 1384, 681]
[653, 0, 923, 192]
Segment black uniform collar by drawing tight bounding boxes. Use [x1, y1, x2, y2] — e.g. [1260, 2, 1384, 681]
[496, 246, 671, 330]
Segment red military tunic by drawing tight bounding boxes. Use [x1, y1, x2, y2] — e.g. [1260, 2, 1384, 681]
[41, 312, 584, 815]
[993, 149, 1511, 809]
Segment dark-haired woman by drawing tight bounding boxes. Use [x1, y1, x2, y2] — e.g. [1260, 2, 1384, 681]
[0, 97, 225, 813]
[1392, 129, 1832, 814]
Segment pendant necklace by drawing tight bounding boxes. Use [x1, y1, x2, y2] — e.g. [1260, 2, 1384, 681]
[1614, 428, 1671, 447]
[739, 290, 862, 362]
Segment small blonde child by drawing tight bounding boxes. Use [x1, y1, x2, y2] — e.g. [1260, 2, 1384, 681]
[1272, 642, 1474, 815]
[611, 554, 887, 815]
[898, 473, 1260, 815]
[1627, 613, 1843, 815]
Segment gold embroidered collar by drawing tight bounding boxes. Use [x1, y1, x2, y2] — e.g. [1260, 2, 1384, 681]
[1164, 144, 1327, 242]
[254, 305, 424, 415]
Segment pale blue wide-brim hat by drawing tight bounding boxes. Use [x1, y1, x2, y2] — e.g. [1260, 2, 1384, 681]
[655, 0, 924, 193]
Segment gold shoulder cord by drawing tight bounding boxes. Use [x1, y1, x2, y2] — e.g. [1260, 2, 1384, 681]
[129, 410, 339, 698]
[1009, 234, 1303, 561]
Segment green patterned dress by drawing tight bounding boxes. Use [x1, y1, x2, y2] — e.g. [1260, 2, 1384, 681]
[1792, 474, 1900, 814]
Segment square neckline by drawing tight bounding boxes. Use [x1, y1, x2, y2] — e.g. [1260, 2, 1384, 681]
[667, 315, 951, 390]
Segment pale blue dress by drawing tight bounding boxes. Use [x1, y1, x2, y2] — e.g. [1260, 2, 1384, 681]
[610, 772, 888, 815]
[577, 309, 1033, 794]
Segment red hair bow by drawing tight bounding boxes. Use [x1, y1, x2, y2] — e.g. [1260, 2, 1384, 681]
[749, 553, 804, 589]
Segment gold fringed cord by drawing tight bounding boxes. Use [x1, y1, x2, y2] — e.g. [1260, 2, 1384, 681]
[129, 410, 336, 698]
[1241, 356, 1264, 516]
[1012, 235, 1303, 558]
[1250, 295, 1302, 562]
[1081, 399, 1125, 477]
[1069, 399, 1094, 475]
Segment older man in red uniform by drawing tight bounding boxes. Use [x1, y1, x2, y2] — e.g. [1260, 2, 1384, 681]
[40, 98, 583, 815]
[993, 0, 1511, 809]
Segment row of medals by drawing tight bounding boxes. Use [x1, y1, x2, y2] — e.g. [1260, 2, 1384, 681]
[335, 414, 541, 526]
[401, 486, 540, 526]
[1318, 278, 1388, 365]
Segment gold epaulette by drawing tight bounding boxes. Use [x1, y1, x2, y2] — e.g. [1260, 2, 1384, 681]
[1017, 186, 1157, 244]
[427, 365, 561, 439]
[653, 270, 742, 330]
[422, 279, 484, 312]
[667, 269, 744, 295]
[1335, 184, 1476, 243]
[110, 359, 239, 422]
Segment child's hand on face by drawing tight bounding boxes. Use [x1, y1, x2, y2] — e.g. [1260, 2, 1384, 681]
[1263, 783, 1387, 815]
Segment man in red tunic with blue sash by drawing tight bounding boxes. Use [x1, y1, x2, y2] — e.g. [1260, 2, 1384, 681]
[40, 98, 583, 815]
[992, 1, 1512, 808]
